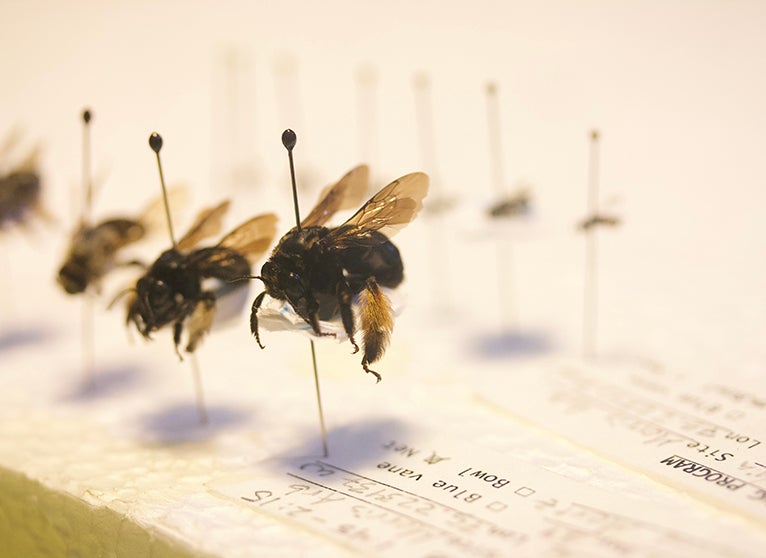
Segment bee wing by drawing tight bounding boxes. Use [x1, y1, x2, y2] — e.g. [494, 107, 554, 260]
[136, 184, 189, 237]
[15, 145, 41, 173]
[300, 165, 370, 228]
[177, 200, 230, 251]
[217, 212, 278, 263]
[0, 127, 22, 167]
[326, 172, 429, 246]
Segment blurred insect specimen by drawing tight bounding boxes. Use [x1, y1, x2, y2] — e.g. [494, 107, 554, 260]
[57, 200, 173, 295]
[251, 133, 429, 381]
[484, 83, 533, 220]
[578, 213, 620, 231]
[126, 133, 277, 357]
[0, 130, 44, 231]
[57, 110, 140, 294]
[488, 189, 531, 218]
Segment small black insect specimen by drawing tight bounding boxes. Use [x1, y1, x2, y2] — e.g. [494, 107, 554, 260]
[250, 154, 429, 382]
[578, 213, 620, 231]
[126, 134, 277, 356]
[488, 189, 531, 218]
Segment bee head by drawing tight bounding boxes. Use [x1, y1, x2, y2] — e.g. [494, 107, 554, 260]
[57, 260, 88, 294]
[260, 257, 311, 320]
[133, 274, 179, 332]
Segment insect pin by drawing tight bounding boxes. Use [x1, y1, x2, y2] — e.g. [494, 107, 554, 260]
[250, 129, 429, 382]
[579, 129, 621, 359]
[578, 130, 621, 232]
[126, 132, 277, 358]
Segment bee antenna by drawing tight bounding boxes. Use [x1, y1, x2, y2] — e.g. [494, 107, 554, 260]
[81, 108, 93, 221]
[227, 275, 262, 284]
[281, 129, 302, 231]
[148, 132, 177, 248]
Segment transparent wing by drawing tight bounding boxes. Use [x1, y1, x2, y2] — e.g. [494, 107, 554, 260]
[217, 212, 278, 263]
[136, 184, 189, 237]
[177, 200, 230, 251]
[301, 164, 370, 228]
[326, 172, 428, 246]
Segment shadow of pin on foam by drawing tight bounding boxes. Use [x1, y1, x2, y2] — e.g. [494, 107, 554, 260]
[264, 418, 413, 470]
[58, 363, 145, 402]
[139, 403, 252, 444]
[0, 325, 55, 352]
[469, 330, 555, 360]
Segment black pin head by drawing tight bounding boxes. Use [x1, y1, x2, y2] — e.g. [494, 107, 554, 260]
[590, 129, 600, 141]
[82, 108, 92, 124]
[149, 132, 163, 153]
[281, 129, 297, 151]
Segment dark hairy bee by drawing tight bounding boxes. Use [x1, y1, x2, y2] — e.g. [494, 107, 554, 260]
[0, 147, 44, 230]
[250, 165, 429, 381]
[127, 200, 277, 355]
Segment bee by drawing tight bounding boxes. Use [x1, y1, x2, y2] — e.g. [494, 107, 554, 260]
[126, 201, 277, 356]
[250, 165, 429, 381]
[56, 190, 183, 295]
[0, 146, 44, 230]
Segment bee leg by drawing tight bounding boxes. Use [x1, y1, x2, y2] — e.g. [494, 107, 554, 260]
[117, 258, 146, 269]
[361, 360, 382, 383]
[186, 296, 216, 353]
[250, 291, 266, 349]
[173, 320, 185, 361]
[358, 277, 393, 383]
[337, 279, 358, 353]
[306, 295, 335, 339]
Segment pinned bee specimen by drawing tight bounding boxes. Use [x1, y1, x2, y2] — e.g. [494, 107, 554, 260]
[251, 130, 429, 382]
[484, 83, 533, 220]
[58, 209, 154, 294]
[0, 135, 44, 231]
[57, 111, 182, 295]
[580, 129, 622, 358]
[126, 133, 277, 357]
[578, 130, 621, 232]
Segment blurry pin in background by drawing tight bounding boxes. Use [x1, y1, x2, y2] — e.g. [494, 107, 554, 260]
[413, 72, 453, 314]
[213, 47, 260, 194]
[272, 54, 319, 192]
[354, 64, 379, 186]
[579, 130, 620, 359]
[484, 82, 531, 332]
